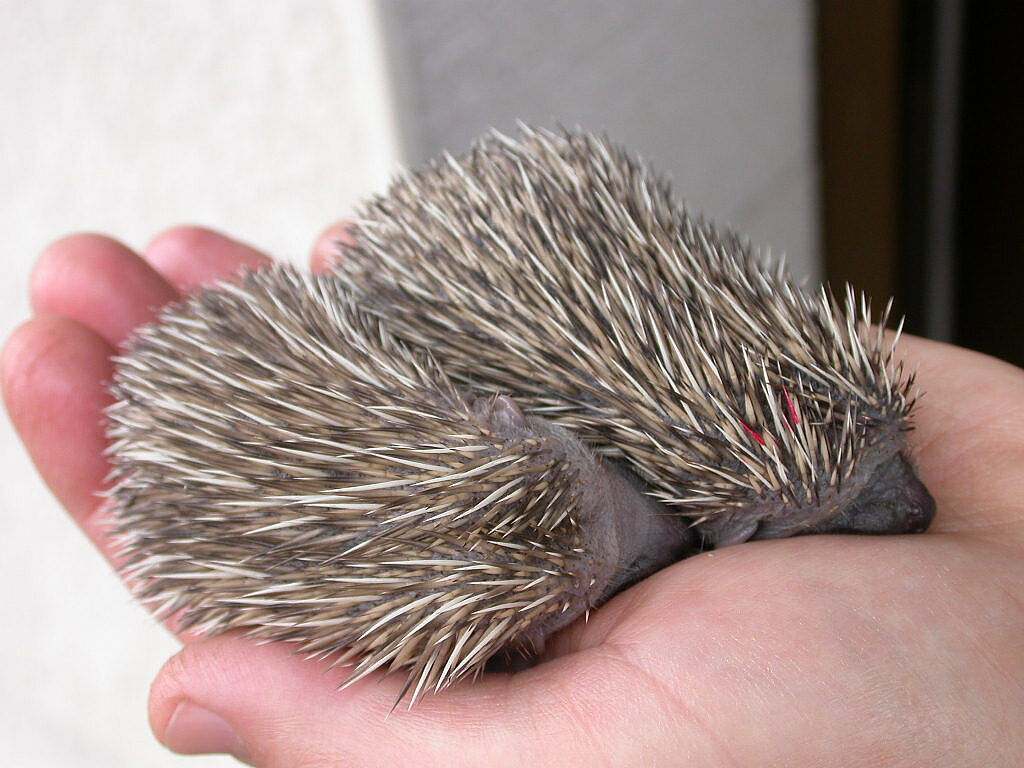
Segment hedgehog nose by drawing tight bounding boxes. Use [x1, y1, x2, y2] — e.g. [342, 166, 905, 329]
[902, 466, 936, 533]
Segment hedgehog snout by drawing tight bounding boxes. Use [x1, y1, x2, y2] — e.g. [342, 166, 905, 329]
[901, 463, 937, 533]
[803, 452, 936, 537]
[702, 451, 937, 546]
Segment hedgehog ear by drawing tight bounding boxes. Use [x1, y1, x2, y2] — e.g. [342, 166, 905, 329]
[470, 394, 527, 434]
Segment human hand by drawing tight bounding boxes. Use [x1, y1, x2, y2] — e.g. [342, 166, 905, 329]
[4, 226, 1023, 767]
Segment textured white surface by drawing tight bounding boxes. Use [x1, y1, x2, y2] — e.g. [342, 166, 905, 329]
[0, 1, 397, 766]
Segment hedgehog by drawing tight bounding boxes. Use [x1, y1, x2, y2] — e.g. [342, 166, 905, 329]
[333, 126, 936, 547]
[107, 127, 935, 706]
[107, 267, 693, 703]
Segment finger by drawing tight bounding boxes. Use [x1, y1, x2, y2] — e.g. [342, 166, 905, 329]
[31, 233, 180, 347]
[149, 638, 528, 766]
[147, 634, 669, 767]
[145, 226, 273, 292]
[896, 334, 1024, 539]
[2, 315, 116, 542]
[310, 221, 354, 273]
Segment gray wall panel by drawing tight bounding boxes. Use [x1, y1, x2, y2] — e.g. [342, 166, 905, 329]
[382, 0, 820, 279]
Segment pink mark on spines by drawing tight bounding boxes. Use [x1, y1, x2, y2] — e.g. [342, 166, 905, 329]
[740, 421, 765, 445]
[782, 387, 800, 428]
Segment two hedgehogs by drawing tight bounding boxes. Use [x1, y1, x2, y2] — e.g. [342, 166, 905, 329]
[107, 127, 935, 705]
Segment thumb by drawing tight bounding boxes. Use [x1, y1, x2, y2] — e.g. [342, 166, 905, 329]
[148, 635, 597, 767]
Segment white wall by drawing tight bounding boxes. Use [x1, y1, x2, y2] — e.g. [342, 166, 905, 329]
[0, 2, 819, 765]
[0, 2, 397, 766]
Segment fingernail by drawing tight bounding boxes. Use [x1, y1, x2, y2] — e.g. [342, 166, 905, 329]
[163, 701, 251, 763]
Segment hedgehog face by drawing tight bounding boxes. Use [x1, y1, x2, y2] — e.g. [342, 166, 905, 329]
[793, 451, 935, 537]
[694, 448, 936, 547]
[664, 307, 935, 548]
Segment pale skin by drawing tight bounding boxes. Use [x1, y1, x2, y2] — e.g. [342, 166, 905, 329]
[4, 226, 1024, 767]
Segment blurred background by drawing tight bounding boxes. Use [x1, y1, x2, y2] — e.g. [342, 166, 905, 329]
[0, 1, 1015, 765]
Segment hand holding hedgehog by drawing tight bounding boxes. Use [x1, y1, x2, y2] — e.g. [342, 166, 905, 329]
[6, 133, 1024, 766]
[105, 130, 934, 704]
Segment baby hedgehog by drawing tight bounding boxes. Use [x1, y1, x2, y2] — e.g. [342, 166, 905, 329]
[108, 268, 691, 703]
[107, 127, 935, 705]
[335, 126, 935, 547]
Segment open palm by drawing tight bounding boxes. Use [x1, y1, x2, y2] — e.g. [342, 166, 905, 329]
[5, 227, 1023, 767]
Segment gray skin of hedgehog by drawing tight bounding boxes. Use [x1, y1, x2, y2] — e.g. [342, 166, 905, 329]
[108, 127, 935, 705]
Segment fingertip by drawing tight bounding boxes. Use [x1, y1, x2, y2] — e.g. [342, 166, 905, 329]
[3, 313, 110, 417]
[149, 638, 351, 765]
[145, 225, 273, 292]
[2, 314, 115, 527]
[150, 647, 254, 763]
[144, 636, 545, 765]
[149, 637, 366, 722]
[31, 233, 119, 307]
[31, 233, 179, 346]
[311, 221, 355, 273]
[2, 316, 45, 405]
[148, 648, 189, 738]
[31, 234, 120, 315]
